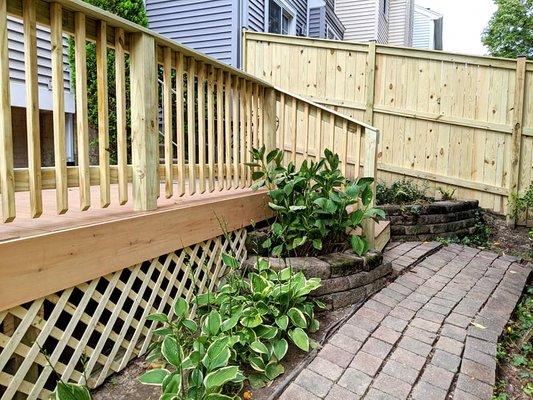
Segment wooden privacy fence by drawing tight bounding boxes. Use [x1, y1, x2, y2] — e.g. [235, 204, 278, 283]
[243, 31, 533, 226]
[0, 0, 378, 224]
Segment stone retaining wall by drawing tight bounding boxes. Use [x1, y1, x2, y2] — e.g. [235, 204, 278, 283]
[380, 200, 480, 241]
[244, 251, 392, 310]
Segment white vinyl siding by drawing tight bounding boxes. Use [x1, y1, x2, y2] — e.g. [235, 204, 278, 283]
[147, 0, 236, 65]
[413, 5, 438, 49]
[388, 0, 414, 46]
[335, 0, 377, 42]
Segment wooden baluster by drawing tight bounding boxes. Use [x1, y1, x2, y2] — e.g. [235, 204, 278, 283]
[207, 66, 215, 192]
[258, 86, 264, 146]
[197, 62, 206, 193]
[224, 73, 232, 189]
[130, 32, 158, 211]
[187, 58, 197, 195]
[115, 27, 127, 205]
[0, 0, 15, 222]
[329, 113, 336, 156]
[74, 12, 90, 210]
[96, 21, 110, 207]
[342, 119, 349, 176]
[246, 81, 253, 185]
[263, 87, 277, 154]
[163, 47, 173, 198]
[315, 108, 322, 160]
[252, 84, 260, 149]
[279, 92, 285, 153]
[50, 2, 68, 214]
[23, 0, 42, 217]
[239, 79, 246, 187]
[216, 69, 224, 191]
[232, 76, 240, 187]
[290, 97, 297, 163]
[303, 102, 310, 160]
[175, 53, 185, 197]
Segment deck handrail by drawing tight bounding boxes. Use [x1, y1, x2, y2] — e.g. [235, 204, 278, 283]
[0, 0, 379, 245]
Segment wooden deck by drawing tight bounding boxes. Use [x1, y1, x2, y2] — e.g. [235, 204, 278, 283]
[0, 183, 253, 242]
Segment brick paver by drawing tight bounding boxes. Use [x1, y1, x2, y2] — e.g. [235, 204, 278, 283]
[278, 243, 531, 400]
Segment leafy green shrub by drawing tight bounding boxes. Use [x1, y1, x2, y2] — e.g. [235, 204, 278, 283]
[140, 254, 323, 398]
[247, 147, 384, 257]
[376, 179, 429, 205]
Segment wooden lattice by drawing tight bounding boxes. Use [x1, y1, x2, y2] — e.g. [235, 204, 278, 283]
[0, 229, 247, 400]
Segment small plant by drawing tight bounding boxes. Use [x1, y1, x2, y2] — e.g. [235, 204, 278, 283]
[140, 253, 323, 397]
[437, 186, 456, 201]
[437, 210, 492, 248]
[247, 146, 384, 257]
[508, 183, 533, 221]
[376, 179, 429, 205]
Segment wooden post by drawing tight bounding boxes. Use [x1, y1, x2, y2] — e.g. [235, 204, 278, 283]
[0, 0, 15, 222]
[507, 56, 526, 227]
[363, 127, 379, 249]
[364, 43, 377, 125]
[130, 33, 158, 211]
[263, 87, 277, 152]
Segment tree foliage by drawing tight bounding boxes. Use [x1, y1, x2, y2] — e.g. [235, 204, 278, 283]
[69, 0, 148, 163]
[482, 0, 533, 59]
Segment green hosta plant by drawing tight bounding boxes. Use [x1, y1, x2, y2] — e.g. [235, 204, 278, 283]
[140, 254, 323, 395]
[248, 146, 384, 257]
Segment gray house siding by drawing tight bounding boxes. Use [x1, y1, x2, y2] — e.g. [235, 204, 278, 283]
[146, 0, 236, 65]
[308, 6, 324, 38]
[247, 0, 265, 32]
[308, 0, 343, 39]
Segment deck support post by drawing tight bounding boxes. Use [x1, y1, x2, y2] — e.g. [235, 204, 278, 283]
[130, 32, 158, 211]
[363, 127, 379, 250]
[263, 87, 277, 152]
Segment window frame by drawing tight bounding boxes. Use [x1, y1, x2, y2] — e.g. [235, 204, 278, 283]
[265, 0, 297, 35]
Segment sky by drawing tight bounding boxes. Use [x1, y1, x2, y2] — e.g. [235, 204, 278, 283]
[415, 0, 498, 56]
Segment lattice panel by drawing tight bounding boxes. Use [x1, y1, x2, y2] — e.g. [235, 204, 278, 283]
[0, 229, 247, 400]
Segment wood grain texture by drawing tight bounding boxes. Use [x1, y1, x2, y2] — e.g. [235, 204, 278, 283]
[115, 27, 128, 205]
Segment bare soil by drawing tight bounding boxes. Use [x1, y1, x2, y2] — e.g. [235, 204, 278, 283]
[484, 213, 532, 262]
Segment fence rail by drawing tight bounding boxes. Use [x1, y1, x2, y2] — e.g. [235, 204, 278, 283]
[0, 0, 378, 226]
[243, 31, 533, 226]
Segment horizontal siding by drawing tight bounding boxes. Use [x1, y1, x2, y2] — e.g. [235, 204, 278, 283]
[248, 0, 265, 31]
[412, 8, 431, 49]
[146, 0, 235, 65]
[335, 0, 377, 42]
[388, 0, 412, 46]
[308, 6, 324, 38]
[7, 16, 71, 92]
[325, 0, 344, 39]
[286, 0, 308, 35]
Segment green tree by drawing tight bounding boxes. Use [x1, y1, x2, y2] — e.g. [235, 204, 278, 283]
[482, 0, 533, 59]
[70, 0, 148, 163]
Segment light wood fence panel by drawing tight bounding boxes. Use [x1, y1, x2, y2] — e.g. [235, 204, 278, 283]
[243, 32, 533, 225]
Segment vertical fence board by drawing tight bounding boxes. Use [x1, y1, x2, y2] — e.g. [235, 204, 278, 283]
[115, 27, 128, 205]
[96, 21, 110, 207]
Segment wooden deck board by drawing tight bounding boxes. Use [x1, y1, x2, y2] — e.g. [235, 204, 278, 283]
[0, 183, 252, 242]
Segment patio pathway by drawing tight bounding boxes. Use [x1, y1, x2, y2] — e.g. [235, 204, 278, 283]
[279, 243, 532, 400]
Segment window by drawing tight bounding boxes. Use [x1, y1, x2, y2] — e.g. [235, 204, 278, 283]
[268, 0, 296, 35]
[327, 26, 340, 40]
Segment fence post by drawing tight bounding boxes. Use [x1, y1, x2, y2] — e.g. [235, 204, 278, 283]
[364, 43, 377, 125]
[507, 56, 526, 227]
[130, 32, 158, 211]
[263, 87, 277, 151]
[363, 127, 379, 249]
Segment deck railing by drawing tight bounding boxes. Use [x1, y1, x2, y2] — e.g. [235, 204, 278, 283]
[0, 0, 379, 225]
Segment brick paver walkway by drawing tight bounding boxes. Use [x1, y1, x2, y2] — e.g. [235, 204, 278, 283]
[279, 243, 531, 400]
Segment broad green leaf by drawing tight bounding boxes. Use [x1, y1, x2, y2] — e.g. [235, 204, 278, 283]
[138, 369, 170, 386]
[55, 383, 92, 400]
[146, 313, 168, 323]
[268, 202, 286, 211]
[251, 273, 269, 294]
[288, 328, 310, 352]
[312, 239, 322, 250]
[248, 372, 270, 389]
[349, 210, 364, 226]
[173, 297, 189, 319]
[273, 338, 288, 360]
[220, 315, 240, 332]
[250, 340, 269, 354]
[275, 315, 289, 330]
[206, 310, 222, 336]
[256, 325, 279, 340]
[272, 245, 284, 257]
[203, 366, 240, 389]
[252, 171, 265, 180]
[181, 350, 202, 370]
[190, 369, 203, 387]
[162, 372, 182, 394]
[287, 307, 307, 328]
[361, 186, 373, 206]
[278, 267, 293, 281]
[289, 205, 306, 211]
[351, 235, 368, 256]
[272, 222, 283, 236]
[265, 362, 285, 380]
[221, 253, 239, 268]
[182, 319, 198, 333]
[195, 293, 216, 306]
[162, 336, 182, 367]
[241, 314, 263, 328]
[292, 236, 307, 249]
[309, 318, 320, 333]
[203, 337, 231, 370]
[249, 355, 266, 371]
[261, 238, 272, 249]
